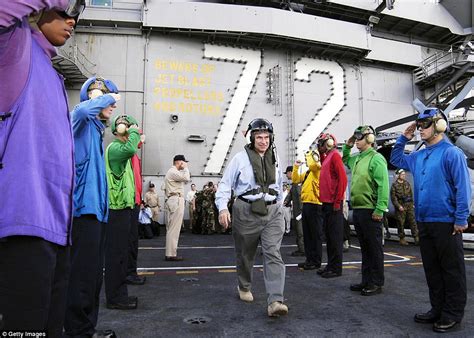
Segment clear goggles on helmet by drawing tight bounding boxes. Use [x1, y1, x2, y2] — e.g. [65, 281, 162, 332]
[89, 79, 110, 94]
[416, 119, 433, 130]
[116, 117, 132, 128]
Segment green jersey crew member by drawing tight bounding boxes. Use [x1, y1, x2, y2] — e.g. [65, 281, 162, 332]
[104, 114, 141, 310]
[343, 125, 389, 296]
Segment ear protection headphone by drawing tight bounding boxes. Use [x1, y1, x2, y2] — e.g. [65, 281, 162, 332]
[433, 116, 448, 133]
[305, 149, 320, 162]
[365, 133, 375, 144]
[113, 115, 134, 136]
[318, 133, 336, 150]
[363, 126, 376, 144]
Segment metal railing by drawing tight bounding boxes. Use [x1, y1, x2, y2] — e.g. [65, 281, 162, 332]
[413, 45, 473, 83]
[57, 43, 96, 77]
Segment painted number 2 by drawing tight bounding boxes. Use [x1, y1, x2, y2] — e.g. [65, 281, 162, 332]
[294, 58, 345, 160]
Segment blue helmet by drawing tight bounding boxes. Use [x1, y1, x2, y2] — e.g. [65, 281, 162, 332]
[417, 107, 440, 120]
[79, 76, 119, 102]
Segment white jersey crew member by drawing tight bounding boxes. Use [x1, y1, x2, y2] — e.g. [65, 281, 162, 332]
[216, 118, 288, 318]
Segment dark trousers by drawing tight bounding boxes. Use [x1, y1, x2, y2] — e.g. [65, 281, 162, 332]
[353, 209, 384, 287]
[0, 236, 70, 337]
[322, 203, 344, 274]
[127, 205, 140, 277]
[64, 216, 106, 337]
[302, 203, 323, 266]
[418, 222, 466, 322]
[343, 217, 351, 242]
[105, 208, 132, 304]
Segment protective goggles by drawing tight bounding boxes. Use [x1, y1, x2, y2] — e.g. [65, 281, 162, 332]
[416, 119, 433, 130]
[88, 79, 111, 94]
[56, 0, 85, 22]
[317, 138, 327, 147]
[353, 132, 367, 141]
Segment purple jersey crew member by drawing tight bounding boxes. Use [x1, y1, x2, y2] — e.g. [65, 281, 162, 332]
[0, 1, 82, 335]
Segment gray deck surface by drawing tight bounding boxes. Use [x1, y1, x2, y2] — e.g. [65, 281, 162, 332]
[97, 230, 474, 337]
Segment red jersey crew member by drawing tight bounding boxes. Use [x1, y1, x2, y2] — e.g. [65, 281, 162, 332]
[317, 133, 348, 278]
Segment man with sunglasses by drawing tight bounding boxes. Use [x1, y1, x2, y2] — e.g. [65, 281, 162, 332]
[0, 0, 84, 334]
[343, 125, 389, 296]
[390, 108, 471, 333]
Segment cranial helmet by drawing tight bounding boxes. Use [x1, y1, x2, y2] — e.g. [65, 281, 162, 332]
[354, 125, 376, 144]
[245, 118, 274, 146]
[317, 133, 337, 150]
[111, 115, 138, 135]
[416, 107, 448, 133]
[395, 168, 405, 176]
[80, 76, 119, 102]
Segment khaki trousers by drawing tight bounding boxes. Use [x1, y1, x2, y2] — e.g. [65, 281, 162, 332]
[232, 199, 286, 305]
[188, 204, 194, 230]
[165, 196, 185, 257]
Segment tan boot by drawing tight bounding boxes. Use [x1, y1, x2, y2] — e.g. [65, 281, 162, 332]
[267, 301, 288, 317]
[237, 286, 254, 302]
[399, 238, 409, 246]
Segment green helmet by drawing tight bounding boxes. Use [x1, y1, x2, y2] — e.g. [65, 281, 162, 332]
[111, 114, 139, 135]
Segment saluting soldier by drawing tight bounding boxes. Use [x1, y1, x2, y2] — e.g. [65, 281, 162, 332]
[390, 169, 418, 246]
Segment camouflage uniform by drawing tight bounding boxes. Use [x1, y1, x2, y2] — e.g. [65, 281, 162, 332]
[390, 179, 418, 241]
[192, 190, 204, 234]
[201, 188, 216, 234]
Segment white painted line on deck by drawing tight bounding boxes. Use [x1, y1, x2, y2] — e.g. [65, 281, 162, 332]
[140, 244, 300, 250]
[138, 245, 412, 272]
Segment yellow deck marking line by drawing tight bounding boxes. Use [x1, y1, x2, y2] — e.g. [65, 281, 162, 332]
[138, 272, 155, 276]
[218, 269, 237, 273]
[176, 270, 199, 275]
[384, 264, 395, 267]
[408, 262, 423, 266]
[343, 265, 358, 269]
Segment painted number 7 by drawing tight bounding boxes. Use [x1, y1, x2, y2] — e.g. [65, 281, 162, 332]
[203, 44, 261, 174]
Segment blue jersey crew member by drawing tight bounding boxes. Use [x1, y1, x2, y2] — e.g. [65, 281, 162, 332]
[216, 118, 288, 317]
[64, 77, 119, 338]
[391, 108, 471, 333]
